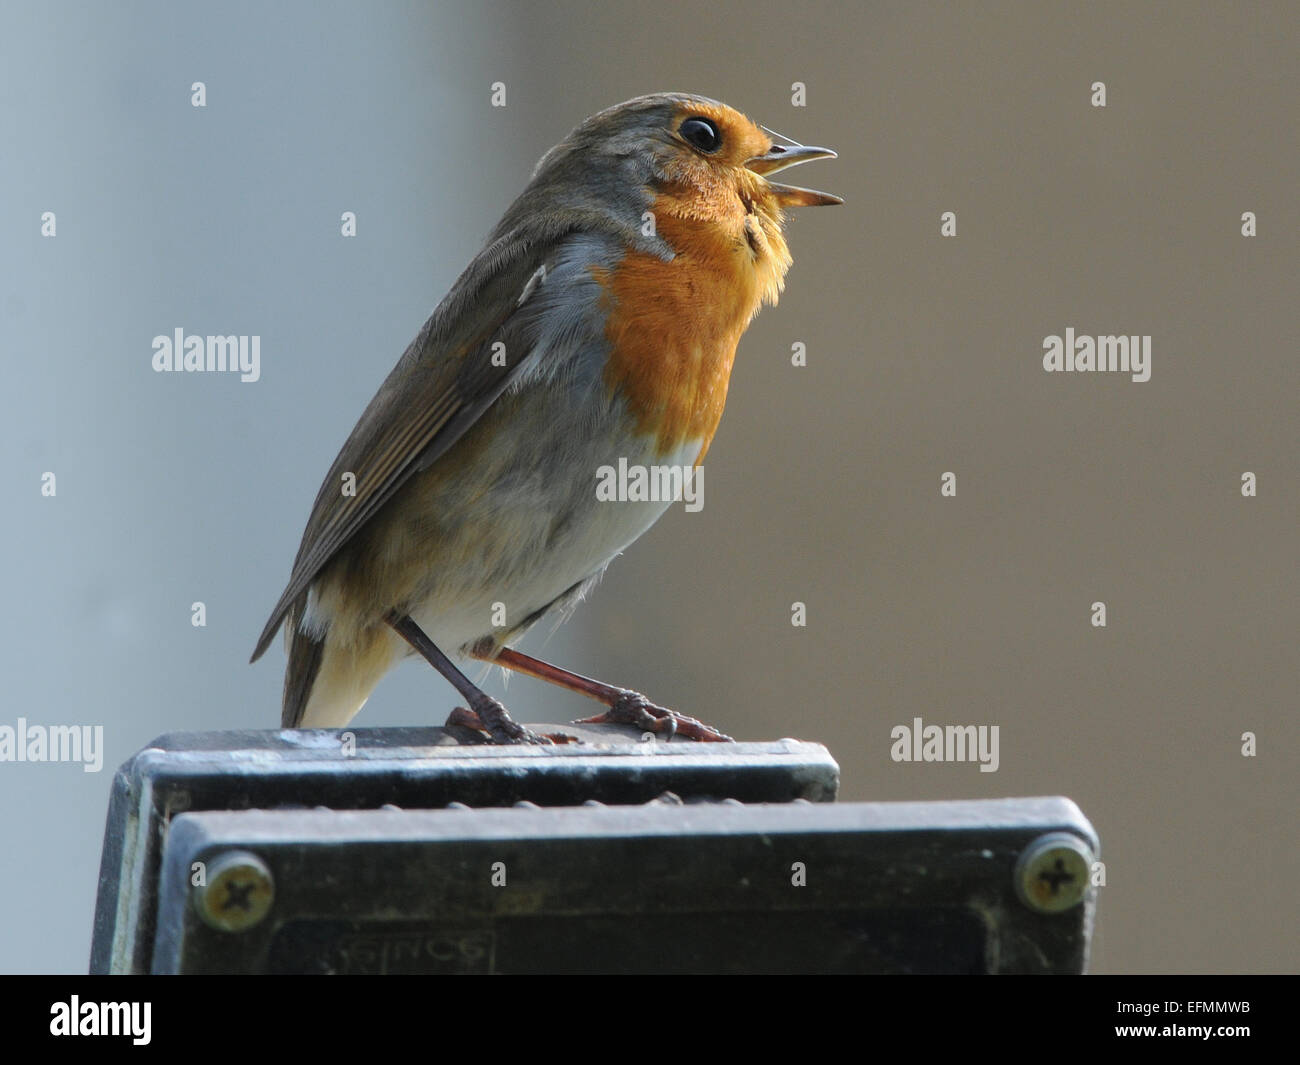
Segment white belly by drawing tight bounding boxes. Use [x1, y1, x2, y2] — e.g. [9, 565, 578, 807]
[407, 416, 704, 658]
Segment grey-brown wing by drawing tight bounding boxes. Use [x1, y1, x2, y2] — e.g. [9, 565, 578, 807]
[249, 232, 562, 663]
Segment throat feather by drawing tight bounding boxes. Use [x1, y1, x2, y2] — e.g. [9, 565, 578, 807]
[593, 197, 790, 460]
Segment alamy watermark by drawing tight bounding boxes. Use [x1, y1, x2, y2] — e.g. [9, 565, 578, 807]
[151, 328, 260, 382]
[595, 457, 704, 512]
[890, 716, 999, 773]
[50, 997, 150, 1044]
[1042, 329, 1151, 382]
[0, 717, 104, 772]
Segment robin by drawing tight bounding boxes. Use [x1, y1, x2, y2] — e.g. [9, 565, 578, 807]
[250, 92, 840, 744]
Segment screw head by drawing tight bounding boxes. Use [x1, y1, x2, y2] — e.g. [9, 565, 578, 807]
[193, 850, 275, 932]
[1014, 832, 1093, 914]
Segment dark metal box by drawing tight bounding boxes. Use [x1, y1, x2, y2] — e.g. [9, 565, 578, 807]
[91, 727, 1098, 974]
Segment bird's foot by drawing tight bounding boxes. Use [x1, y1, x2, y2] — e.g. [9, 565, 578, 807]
[576, 689, 733, 743]
[446, 699, 577, 745]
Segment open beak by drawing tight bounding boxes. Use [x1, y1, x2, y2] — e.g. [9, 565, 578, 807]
[746, 144, 842, 207]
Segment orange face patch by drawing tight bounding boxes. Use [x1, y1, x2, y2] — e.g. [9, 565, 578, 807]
[595, 153, 793, 463]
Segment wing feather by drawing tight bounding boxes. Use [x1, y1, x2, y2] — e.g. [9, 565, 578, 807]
[250, 233, 564, 662]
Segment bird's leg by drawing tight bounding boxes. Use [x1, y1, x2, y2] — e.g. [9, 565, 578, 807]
[385, 612, 574, 744]
[477, 646, 733, 743]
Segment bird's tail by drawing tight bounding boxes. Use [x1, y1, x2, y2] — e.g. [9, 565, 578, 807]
[282, 598, 324, 727]
[281, 601, 399, 728]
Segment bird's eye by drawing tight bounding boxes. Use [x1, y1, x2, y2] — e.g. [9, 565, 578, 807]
[679, 117, 722, 153]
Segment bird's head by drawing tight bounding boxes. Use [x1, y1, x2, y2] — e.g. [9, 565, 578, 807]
[628, 93, 841, 212]
[519, 93, 840, 249]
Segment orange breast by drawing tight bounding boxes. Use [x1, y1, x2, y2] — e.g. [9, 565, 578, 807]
[593, 188, 788, 463]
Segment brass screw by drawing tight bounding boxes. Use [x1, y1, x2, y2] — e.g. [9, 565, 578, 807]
[193, 850, 275, 932]
[1014, 832, 1093, 914]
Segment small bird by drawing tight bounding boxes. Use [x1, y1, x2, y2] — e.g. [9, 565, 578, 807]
[251, 93, 840, 744]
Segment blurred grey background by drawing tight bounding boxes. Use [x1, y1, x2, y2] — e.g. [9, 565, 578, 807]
[1, 0, 1295, 973]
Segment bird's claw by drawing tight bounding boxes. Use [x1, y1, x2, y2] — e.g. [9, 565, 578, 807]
[445, 704, 577, 745]
[576, 690, 733, 743]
